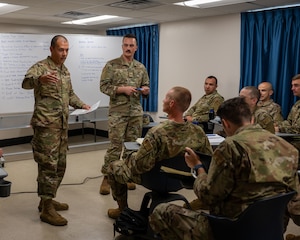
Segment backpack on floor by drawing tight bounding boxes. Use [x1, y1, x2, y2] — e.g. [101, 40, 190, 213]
[114, 207, 148, 236]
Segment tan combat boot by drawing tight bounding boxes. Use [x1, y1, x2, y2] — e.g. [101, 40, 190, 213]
[100, 176, 110, 195]
[38, 198, 69, 212]
[108, 199, 128, 219]
[127, 182, 136, 190]
[40, 199, 68, 226]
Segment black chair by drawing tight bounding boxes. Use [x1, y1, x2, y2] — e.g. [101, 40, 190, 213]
[200, 121, 215, 134]
[140, 155, 193, 215]
[201, 191, 296, 240]
[143, 113, 154, 123]
[128, 155, 194, 240]
[192, 121, 215, 134]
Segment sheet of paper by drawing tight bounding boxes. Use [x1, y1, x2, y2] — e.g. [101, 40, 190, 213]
[70, 100, 101, 115]
[207, 134, 225, 145]
[136, 138, 144, 145]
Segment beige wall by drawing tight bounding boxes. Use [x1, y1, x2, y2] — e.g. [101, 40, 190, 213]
[0, 14, 240, 139]
[0, 23, 104, 34]
[152, 13, 240, 121]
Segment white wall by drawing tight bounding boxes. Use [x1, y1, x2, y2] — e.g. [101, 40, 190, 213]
[0, 14, 241, 139]
[153, 13, 241, 120]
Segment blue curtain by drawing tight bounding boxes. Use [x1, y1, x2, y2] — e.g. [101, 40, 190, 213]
[106, 24, 159, 112]
[240, 7, 300, 118]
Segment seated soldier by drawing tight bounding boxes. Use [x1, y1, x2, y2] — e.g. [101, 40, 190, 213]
[106, 86, 213, 219]
[276, 74, 300, 239]
[239, 86, 275, 133]
[257, 81, 284, 125]
[184, 75, 224, 132]
[149, 97, 298, 240]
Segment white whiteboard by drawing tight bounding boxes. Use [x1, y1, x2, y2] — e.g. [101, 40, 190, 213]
[0, 33, 123, 114]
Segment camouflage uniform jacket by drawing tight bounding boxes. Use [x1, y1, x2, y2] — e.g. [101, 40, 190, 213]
[100, 56, 150, 116]
[257, 99, 284, 124]
[278, 100, 300, 133]
[277, 100, 300, 152]
[184, 91, 224, 122]
[119, 120, 213, 184]
[22, 57, 85, 129]
[194, 124, 299, 219]
[253, 106, 275, 133]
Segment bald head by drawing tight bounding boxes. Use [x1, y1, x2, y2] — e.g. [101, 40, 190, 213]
[258, 82, 273, 102]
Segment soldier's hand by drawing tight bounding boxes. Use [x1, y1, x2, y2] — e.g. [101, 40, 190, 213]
[185, 147, 201, 168]
[39, 71, 58, 84]
[140, 86, 150, 95]
[82, 104, 91, 110]
[185, 116, 193, 122]
[117, 86, 137, 96]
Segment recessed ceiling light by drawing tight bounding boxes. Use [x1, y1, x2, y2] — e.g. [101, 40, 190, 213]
[0, 3, 27, 15]
[174, 0, 255, 8]
[174, 0, 221, 8]
[63, 15, 118, 25]
[62, 15, 130, 25]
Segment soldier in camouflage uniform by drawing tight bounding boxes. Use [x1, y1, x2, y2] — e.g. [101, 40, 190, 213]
[184, 75, 224, 123]
[149, 97, 299, 240]
[99, 33, 150, 195]
[22, 35, 90, 226]
[275, 74, 300, 155]
[201, 86, 276, 208]
[276, 74, 300, 235]
[106, 86, 213, 219]
[257, 81, 284, 125]
[183, 76, 224, 210]
[240, 86, 275, 133]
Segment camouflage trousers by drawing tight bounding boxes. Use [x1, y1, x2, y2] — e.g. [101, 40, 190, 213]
[149, 203, 213, 240]
[107, 159, 141, 203]
[101, 115, 142, 174]
[31, 126, 68, 199]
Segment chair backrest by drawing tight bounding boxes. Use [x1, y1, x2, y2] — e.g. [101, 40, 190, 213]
[143, 113, 154, 124]
[201, 122, 214, 134]
[202, 191, 296, 240]
[141, 155, 191, 193]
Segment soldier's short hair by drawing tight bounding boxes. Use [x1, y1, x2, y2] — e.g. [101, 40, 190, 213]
[207, 75, 218, 85]
[51, 35, 68, 47]
[292, 74, 300, 81]
[123, 33, 138, 45]
[217, 97, 252, 125]
[170, 86, 191, 112]
[242, 86, 260, 101]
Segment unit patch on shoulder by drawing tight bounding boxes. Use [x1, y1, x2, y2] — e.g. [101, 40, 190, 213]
[142, 138, 153, 152]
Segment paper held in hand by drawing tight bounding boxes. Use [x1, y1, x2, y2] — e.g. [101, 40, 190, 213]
[160, 166, 192, 177]
[70, 100, 101, 115]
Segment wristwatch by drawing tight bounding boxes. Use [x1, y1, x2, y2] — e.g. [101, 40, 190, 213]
[192, 164, 204, 178]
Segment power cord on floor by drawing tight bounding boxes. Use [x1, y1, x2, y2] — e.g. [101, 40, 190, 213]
[10, 174, 103, 195]
[61, 175, 102, 186]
